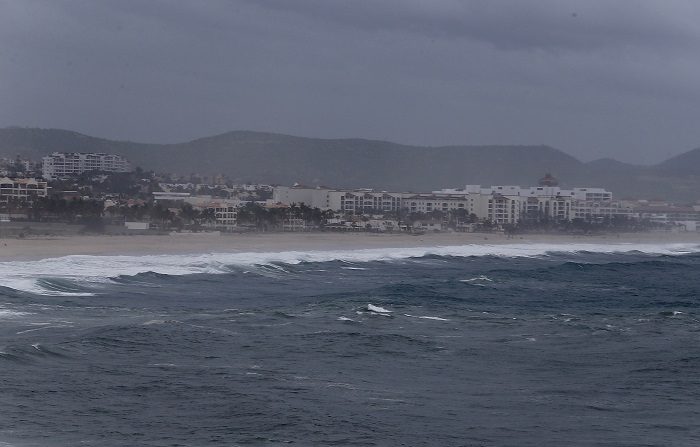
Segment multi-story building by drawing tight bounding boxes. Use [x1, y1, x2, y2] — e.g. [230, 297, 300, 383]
[631, 205, 700, 230]
[272, 183, 619, 226]
[0, 177, 49, 204]
[205, 201, 240, 229]
[402, 193, 479, 215]
[438, 185, 616, 223]
[519, 195, 573, 222]
[483, 194, 523, 225]
[570, 187, 613, 202]
[272, 186, 405, 214]
[331, 190, 404, 214]
[42, 152, 131, 180]
[572, 201, 633, 221]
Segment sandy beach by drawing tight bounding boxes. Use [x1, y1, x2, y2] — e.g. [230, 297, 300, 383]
[1, 231, 699, 261]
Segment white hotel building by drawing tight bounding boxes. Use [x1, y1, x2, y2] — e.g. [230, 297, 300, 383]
[436, 185, 617, 223]
[42, 152, 132, 180]
[272, 186, 404, 213]
[333, 190, 404, 214]
[273, 183, 618, 225]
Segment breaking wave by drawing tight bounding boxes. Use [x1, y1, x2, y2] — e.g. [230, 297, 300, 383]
[0, 242, 698, 295]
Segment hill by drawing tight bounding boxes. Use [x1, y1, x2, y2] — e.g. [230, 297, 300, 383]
[655, 147, 700, 176]
[0, 127, 698, 201]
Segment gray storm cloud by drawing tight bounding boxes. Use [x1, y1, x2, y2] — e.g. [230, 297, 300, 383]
[248, 0, 699, 51]
[1, 0, 699, 163]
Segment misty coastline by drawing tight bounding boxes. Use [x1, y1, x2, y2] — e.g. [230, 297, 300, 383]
[4, 2, 700, 446]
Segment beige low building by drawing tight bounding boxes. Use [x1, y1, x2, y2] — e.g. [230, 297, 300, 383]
[0, 177, 49, 204]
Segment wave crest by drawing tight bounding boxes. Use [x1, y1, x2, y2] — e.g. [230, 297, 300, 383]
[0, 242, 698, 295]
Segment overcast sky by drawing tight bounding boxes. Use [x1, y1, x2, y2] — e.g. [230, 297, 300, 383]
[1, 0, 699, 164]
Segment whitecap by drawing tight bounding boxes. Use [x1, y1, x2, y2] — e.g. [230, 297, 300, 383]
[0, 308, 32, 319]
[460, 275, 493, 282]
[16, 325, 71, 335]
[659, 310, 684, 317]
[1, 242, 699, 295]
[404, 314, 450, 321]
[366, 304, 392, 314]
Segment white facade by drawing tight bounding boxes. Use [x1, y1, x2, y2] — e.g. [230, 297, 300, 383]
[631, 206, 700, 229]
[331, 190, 404, 213]
[441, 185, 612, 202]
[437, 184, 616, 223]
[273, 183, 620, 226]
[483, 195, 524, 224]
[520, 196, 573, 221]
[403, 193, 480, 215]
[42, 152, 131, 180]
[208, 203, 239, 228]
[272, 186, 404, 213]
[570, 188, 612, 202]
[194, 199, 248, 228]
[573, 201, 633, 221]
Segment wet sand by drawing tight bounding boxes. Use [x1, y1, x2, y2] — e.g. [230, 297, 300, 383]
[1, 231, 699, 261]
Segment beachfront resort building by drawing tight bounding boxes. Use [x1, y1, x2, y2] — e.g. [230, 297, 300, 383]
[332, 190, 404, 214]
[0, 177, 49, 204]
[42, 152, 132, 180]
[435, 185, 617, 223]
[272, 186, 405, 213]
[629, 204, 700, 231]
[403, 193, 478, 214]
[206, 202, 240, 229]
[273, 183, 618, 226]
[152, 192, 254, 230]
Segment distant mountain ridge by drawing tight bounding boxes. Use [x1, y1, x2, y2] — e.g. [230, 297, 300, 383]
[0, 127, 698, 202]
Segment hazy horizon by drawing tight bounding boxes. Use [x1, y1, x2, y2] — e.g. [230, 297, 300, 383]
[2, 125, 696, 167]
[2, 1, 700, 164]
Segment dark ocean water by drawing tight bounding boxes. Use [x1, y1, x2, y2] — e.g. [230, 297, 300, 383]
[1, 244, 700, 446]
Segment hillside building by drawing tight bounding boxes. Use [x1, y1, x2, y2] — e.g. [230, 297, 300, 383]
[42, 152, 131, 180]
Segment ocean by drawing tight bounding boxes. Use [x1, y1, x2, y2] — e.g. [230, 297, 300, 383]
[1, 243, 699, 446]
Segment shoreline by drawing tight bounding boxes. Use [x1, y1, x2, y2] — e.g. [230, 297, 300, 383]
[1, 231, 700, 261]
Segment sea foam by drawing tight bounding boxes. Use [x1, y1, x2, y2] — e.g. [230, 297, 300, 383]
[0, 242, 698, 295]
[367, 304, 392, 313]
[0, 308, 32, 319]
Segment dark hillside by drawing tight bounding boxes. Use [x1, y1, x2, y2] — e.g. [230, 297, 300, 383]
[1, 127, 698, 201]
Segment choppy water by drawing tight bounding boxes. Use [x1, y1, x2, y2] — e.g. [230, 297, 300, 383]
[1, 243, 700, 446]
